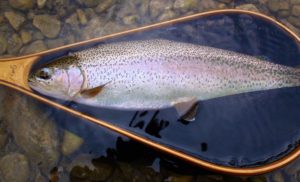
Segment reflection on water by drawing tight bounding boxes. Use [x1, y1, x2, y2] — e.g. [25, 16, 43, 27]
[129, 111, 170, 138]
[0, 0, 300, 182]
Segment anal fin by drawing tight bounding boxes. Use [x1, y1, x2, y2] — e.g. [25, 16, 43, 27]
[172, 97, 199, 122]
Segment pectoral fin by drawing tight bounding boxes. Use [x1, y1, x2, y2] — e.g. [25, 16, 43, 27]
[172, 97, 199, 122]
[80, 82, 110, 98]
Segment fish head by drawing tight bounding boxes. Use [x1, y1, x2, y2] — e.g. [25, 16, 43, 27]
[29, 55, 84, 100]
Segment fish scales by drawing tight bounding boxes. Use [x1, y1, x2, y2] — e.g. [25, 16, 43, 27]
[29, 39, 300, 110]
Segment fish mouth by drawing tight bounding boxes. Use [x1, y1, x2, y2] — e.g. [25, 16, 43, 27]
[28, 74, 37, 87]
[28, 75, 34, 83]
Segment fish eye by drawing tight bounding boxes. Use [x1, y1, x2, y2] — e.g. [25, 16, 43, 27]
[37, 68, 52, 80]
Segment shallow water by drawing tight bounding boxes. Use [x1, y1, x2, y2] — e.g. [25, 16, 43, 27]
[0, 0, 300, 182]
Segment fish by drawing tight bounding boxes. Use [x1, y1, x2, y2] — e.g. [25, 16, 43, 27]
[28, 39, 300, 121]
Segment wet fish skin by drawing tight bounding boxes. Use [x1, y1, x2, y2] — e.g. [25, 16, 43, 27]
[29, 39, 300, 110]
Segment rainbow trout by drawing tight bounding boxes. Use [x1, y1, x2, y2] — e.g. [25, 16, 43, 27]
[29, 39, 300, 121]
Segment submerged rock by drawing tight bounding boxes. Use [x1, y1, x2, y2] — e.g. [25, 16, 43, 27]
[62, 130, 84, 156]
[149, 0, 173, 18]
[67, 154, 95, 172]
[199, 0, 218, 10]
[118, 162, 162, 182]
[5, 93, 59, 173]
[76, 0, 101, 7]
[8, 0, 35, 10]
[65, 13, 79, 26]
[288, 16, 300, 28]
[236, 4, 259, 12]
[0, 153, 30, 182]
[268, 0, 289, 12]
[95, 0, 115, 13]
[46, 38, 65, 49]
[34, 170, 48, 182]
[0, 16, 4, 24]
[173, 0, 198, 12]
[0, 35, 7, 54]
[4, 11, 25, 31]
[270, 172, 285, 182]
[292, 5, 300, 16]
[291, 0, 300, 5]
[158, 10, 177, 22]
[69, 155, 115, 181]
[122, 15, 138, 25]
[20, 30, 32, 44]
[90, 158, 115, 181]
[0, 123, 7, 149]
[21, 40, 47, 54]
[37, 0, 47, 8]
[248, 175, 267, 182]
[81, 17, 105, 40]
[167, 175, 194, 182]
[7, 33, 22, 54]
[76, 9, 88, 25]
[33, 15, 61, 38]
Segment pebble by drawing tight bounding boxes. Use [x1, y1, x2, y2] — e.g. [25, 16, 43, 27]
[69, 157, 115, 181]
[0, 34, 7, 54]
[7, 33, 22, 54]
[138, 0, 150, 17]
[33, 14, 61, 38]
[291, 0, 300, 5]
[236, 4, 259, 12]
[76, 0, 101, 8]
[0, 121, 7, 148]
[95, 0, 115, 13]
[76, 9, 88, 25]
[268, 0, 290, 12]
[116, 2, 137, 19]
[0, 16, 4, 24]
[37, 0, 47, 9]
[4, 11, 25, 31]
[248, 175, 267, 182]
[122, 15, 138, 25]
[0, 153, 30, 182]
[158, 10, 177, 22]
[84, 8, 97, 20]
[5, 93, 59, 173]
[67, 154, 95, 172]
[149, 0, 173, 18]
[270, 171, 285, 182]
[280, 18, 300, 35]
[292, 5, 300, 16]
[61, 130, 84, 156]
[173, 0, 198, 13]
[32, 31, 44, 40]
[34, 170, 48, 182]
[90, 158, 115, 181]
[167, 175, 194, 182]
[65, 13, 79, 26]
[45, 38, 65, 49]
[8, 0, 34, 10]
[81, 17, 105, 40]
[199, 0, 218, 10]
[20, 30, 32, 44]
[20, 40, 47, 54]
[288, 16, 300, 28]
[278, 10, 290, 18]
[217, 0, 233, 3]
[118, 162, 162, 182]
